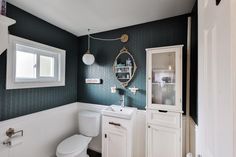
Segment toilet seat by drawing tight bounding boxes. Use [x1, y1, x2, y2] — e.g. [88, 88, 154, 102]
[56, 134, 92, 157]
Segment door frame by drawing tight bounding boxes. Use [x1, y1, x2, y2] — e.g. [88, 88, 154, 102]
[231, 0, 236, 155]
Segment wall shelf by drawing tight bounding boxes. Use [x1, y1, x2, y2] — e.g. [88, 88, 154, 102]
[0, 15, 16, 55]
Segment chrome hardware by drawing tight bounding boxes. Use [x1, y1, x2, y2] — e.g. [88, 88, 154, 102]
[6, 128, 23, 138]
[2, 140, 11, 146]
[120, 95, 125, 109]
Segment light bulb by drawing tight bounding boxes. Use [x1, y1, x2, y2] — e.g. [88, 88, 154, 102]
[82, 52, 95, 65]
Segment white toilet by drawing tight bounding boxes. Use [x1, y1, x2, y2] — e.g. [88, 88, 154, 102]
[56, 110, 100, 157]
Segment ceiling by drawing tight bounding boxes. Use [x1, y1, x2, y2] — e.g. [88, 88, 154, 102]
[7, 0, 195, 37]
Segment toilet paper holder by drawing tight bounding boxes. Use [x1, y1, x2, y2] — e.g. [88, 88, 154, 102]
[5, 128, 23, 138]
[2, 128, 24, 146]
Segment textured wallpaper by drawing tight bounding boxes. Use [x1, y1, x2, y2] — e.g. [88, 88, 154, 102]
[0, 4, 79, 121]
[0, 4, 190, 121]
[77, 15, 188, 111]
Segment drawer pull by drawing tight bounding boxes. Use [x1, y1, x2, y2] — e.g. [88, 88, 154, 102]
[109, 122, 121, 126]
[158, 110, 168, 113]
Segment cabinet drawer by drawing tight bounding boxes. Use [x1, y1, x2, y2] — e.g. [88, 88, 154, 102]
[102, 116, 129, 130]
[147, 110, 181, 128]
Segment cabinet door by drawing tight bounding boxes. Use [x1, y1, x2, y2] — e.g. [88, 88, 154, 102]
[146, 46, 182, 112]
[103, 129, 127, 157]
[147, 124, 181, 157]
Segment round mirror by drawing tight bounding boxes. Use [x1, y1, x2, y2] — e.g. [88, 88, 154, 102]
[113, 47, 137, 87]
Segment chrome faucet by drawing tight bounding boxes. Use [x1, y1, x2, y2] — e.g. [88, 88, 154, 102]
[120, 95, 125, 108]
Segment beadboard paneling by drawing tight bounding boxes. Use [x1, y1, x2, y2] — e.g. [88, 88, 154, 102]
[0, 3, 79, 121]
[77, 15, 188, 111]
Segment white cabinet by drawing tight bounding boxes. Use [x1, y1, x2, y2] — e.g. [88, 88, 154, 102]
[147, 124, 181, 157]
[103, 128, 127, 157]
[0, 15, 15, 55]
[146, 45, 183, 157]
[102, 114, 135, 157]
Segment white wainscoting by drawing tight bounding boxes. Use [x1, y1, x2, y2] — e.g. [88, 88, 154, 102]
[0, 102, 79, 157]
[189, 117, 197, 157]
[0, 102, 147, 157]
[0, 102, 189, 157]
[182, 116, 186, 157]
[182, 116, 197, 157]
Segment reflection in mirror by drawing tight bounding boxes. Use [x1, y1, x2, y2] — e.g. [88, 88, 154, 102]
[113, 47, 137, 87]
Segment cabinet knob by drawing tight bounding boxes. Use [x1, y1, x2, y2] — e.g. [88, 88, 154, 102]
[148, 77, 151, 80]
[148, 125, 151, 128]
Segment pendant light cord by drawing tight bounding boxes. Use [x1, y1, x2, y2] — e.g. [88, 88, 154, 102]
[88, 34, 90, 51]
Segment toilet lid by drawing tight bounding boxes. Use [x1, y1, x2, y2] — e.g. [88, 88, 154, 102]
[57, 134, 91, 155]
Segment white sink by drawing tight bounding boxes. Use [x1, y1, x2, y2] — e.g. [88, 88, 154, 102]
[102, 105, 137, 120]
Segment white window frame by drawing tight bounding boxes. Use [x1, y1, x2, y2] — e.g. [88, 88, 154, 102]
[6, 35, 66, 89]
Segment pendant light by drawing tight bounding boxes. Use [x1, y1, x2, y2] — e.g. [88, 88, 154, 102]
[82, 29, 129, 65]
[82, 32, 95, 65]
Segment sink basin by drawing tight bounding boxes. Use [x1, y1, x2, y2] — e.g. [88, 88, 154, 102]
[102, 105, 137, 120]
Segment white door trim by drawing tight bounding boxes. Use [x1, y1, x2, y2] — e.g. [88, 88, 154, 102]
[231, 0, 236, 156]
[185, 16, 192, 155]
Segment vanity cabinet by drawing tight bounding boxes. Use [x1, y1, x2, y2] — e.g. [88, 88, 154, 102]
[103, 127, 127, 157]
[146, 45, 183, 157]
[102, 115, 135, 157]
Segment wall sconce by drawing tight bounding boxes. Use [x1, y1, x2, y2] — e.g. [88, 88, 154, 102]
[82, 29, 129, 65]
[129, 86, 139, 95]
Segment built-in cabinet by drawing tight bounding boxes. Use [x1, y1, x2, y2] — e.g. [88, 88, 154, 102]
[146, 45, 183, 157]
[102, 115, 135, 157]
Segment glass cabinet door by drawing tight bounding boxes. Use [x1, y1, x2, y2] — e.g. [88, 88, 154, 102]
[147, 46, 182, 111]
[151, 52, 176, 106]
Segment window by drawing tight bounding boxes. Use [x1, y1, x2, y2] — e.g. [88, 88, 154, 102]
[6, 35, 66, 89]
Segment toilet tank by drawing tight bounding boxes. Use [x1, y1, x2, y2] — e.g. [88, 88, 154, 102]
[78, 110, 101, 137]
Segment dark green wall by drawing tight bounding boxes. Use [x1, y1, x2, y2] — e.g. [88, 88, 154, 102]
[0, 3, 192, 121]
[77, 15, 189, 111]
[0, 4, 79, 121]
[190, 2, 198, 124]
